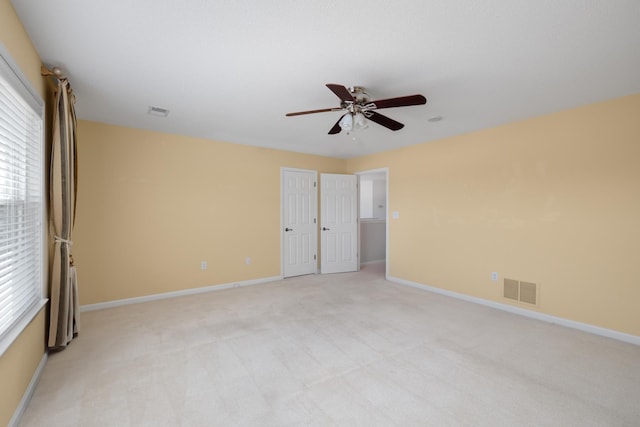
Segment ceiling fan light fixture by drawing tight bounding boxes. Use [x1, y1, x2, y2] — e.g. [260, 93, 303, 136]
[339, 113, 353, 132]
[286, 83, 427, 135]
[354, 112, 368, 130]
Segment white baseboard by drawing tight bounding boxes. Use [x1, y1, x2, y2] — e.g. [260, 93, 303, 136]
[388, 276, 640, 347]
[360, 259, 385, 266]
[80, 275, 283, 312]
[9, 352, 48, 427]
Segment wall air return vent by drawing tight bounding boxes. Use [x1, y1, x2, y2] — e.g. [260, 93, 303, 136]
[503, 278, 519, 301]
[519, 281, 537, 305]
[503, 278, 538, 306]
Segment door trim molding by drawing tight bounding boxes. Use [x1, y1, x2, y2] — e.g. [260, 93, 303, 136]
[280, 167, 318, 278]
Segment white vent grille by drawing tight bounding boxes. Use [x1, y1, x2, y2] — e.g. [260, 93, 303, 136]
[147, 106, 170, 117]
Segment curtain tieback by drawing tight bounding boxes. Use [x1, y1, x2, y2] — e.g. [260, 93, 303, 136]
[54, 236, 73, 246]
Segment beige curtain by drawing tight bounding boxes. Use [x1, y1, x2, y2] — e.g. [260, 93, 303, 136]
[43, 66, 79, 350]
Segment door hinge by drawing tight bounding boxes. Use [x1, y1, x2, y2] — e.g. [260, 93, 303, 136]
[314, 181, 317, 188]
[314, 254, 317, 260]
[314, 218, 316, 224]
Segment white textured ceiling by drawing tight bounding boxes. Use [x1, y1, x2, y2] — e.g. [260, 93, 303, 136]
[11, 0, 640, 159]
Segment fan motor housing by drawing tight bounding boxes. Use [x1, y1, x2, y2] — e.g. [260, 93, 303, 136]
[350, 86, 370, 103]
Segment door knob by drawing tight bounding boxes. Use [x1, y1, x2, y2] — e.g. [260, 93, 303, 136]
[285, 227, 293, 232]
[322, 227, 330, 231]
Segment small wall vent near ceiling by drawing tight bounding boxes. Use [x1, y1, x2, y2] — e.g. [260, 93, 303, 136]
[148, 106, 170, 117]
[503, 278, 538, 306]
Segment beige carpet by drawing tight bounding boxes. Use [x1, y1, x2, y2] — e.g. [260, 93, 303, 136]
[19, 264, 640, 426]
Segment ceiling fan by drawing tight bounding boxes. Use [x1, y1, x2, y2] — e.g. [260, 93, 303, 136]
[286, 84, 427, 134]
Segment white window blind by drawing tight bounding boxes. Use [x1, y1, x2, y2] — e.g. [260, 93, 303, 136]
[0, 45, 45, 354]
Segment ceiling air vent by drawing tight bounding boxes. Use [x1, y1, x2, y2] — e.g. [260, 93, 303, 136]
[147, 106, 170, 117]
[503, 278, 538, 306]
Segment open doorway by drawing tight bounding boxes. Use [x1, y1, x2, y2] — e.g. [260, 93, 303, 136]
[356, 168, 388, 278]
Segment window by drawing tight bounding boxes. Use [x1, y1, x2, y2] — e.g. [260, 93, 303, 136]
[0, 45, 46, 356]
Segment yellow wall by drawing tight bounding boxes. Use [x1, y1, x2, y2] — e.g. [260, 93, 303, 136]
[74, 121, 346, 304]
[0, 312, 46, 427]
[0, 1, 47, 426]
[347, 94, 640, 336]
[2, 1, 637, 424]
[0, 1, 44, 96]
[76, 96, 640, 337]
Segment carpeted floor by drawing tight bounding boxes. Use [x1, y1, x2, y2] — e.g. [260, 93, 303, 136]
[19, 263, 640, 426]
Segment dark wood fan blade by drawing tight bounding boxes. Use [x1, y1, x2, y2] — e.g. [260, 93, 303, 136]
[286, 107, 342, 117]
[368, 94, 426, 110]
[366, 111, 404, 131]
[326, 84, 354, 102]
[328, 115, 345, 134]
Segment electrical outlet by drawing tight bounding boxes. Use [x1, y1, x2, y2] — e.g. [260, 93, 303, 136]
[491, 272, 498, 281]
[201, 261, 207, 270]
[245, 257, 251, 265]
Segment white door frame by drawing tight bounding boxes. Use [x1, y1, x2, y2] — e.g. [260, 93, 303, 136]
[281, 167, 318, 278]
[355, 167, 389, 279]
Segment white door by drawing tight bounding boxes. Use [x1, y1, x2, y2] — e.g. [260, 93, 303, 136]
[282, 169, 317, 278]
[321, 173, 358, 274]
